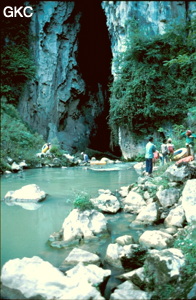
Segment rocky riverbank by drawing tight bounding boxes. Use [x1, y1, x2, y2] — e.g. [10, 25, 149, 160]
[1, 160, 196, 300]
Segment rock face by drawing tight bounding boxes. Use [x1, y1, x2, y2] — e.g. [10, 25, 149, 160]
[17, 1, 196, 156]
[18, 1, 112, 153]
[101, 1, 196, 158]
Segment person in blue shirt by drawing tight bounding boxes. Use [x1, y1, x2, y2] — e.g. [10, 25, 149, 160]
[181, 130, 196, 158]
[145, 137, 156, 176]
[81, 152, 89, 163]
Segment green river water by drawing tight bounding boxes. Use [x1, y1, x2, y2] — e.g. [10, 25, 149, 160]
[1, 163, 140, 270]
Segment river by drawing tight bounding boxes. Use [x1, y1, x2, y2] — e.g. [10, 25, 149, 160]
[1, 163, 139, 270]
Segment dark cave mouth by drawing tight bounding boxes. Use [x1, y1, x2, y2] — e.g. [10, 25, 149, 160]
[75, 1, 120, 155]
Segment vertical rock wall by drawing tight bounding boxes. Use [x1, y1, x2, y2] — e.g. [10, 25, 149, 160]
[18, 1, 112, 153]
[102, 1, 196, 159]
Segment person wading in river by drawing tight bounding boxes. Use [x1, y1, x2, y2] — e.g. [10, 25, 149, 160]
[145, 136, 156, 176]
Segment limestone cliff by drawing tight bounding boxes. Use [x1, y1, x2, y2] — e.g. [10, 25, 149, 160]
[102, 1, 196, 159]
[18, 1, 196, 156]
[18, 1, 112, 153]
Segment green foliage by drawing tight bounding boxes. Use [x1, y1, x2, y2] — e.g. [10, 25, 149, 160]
[0, 98, 45, 172]
[174, 225, 196, 279]
[49, 144, 64, 158]
[1, 12, 36, 104]
[73, 192, 94, 211]
[109, 20, 196, 143]
[151, 225, 196, 299]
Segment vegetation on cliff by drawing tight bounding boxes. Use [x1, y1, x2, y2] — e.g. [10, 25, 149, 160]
[0, 7, 43, 172]
[0, 98, 45, 172]
[109, 20, 196, 142]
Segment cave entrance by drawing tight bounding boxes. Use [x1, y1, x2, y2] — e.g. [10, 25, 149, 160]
[75, 0, 121, 156]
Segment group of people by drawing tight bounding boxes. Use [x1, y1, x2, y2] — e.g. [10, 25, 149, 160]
[145, 129, 196, 176]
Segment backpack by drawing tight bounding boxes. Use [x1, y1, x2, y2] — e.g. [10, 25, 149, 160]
[162, 145, 168, 156]
[154, 151, 159, 159]
[168, 145, 174, 153]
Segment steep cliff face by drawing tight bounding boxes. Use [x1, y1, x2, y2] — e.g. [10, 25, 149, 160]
[18, 1, 112, 153]
[18, 1, 195, 157]
[102, 1, 196, 158]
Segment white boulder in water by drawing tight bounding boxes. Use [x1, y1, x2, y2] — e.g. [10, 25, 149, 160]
[1, 256, 105, 300]
[4, 184, 46, 203]
[62, 209, 107, 242]
[90, 193, 120, 213]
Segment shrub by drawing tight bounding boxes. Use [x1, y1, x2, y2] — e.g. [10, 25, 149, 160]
[1, 98, 45, 171]
[73, 192, 94, 211]
[109, 20, 196, 143]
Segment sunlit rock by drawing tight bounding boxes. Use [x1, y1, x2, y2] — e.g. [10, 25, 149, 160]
[123, 191, 146, 213]
[4, 184, 46, 203]
[134, 202, 159, 225]
[164, 205, 185, 228]
[11, 162, 21, 172]
[165, 164, 190, 182]
[181, 179, 196, 223]
[118, 267, 147, 290]
[61, 248, 101, 267]
[118, 186, 129, 198]
[90, 193, 120, 213]
[1, 256, 105, 300]
[19, 160, 28, 169]
[144, 248, 185, 284]
[110, 280, 150, 300]
[105, 243, 142, 269]
[66, 262, 111, 287]
[115, 235, 134, 246]
[133, 162, 145, 175]
[139, 230, 173, 250]
[156, 188, 180, 208]
[100, 157, 114, 164]
[62, 209, 107, 242]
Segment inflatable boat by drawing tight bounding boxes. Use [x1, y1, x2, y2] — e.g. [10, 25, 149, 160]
[173, 148, 187, 161]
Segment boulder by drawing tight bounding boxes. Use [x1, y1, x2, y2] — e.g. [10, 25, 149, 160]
[115, 235, 134, 246]
[90, 193, 120, 213]
[110, 280, 151, 300]
[66, 262, 111, 288]
[11, 162, 21, 172]
[181, 179, 196, 223]
[164, 205, 185, 228]
[118, 267, 147, 290]
[60, 248, 101, 267]
[156, 188, 180, 208]
[135, 202, 159, 224]
[118, 186, 129, 198]
[144, 248, 185, 285]
[4, 184, 46, 203]
[165, 164, 190, 182]
[62, 209, 107, 242]
[133, 162, 145, 175]
[1, 256, 105, 300]
[100, 157, 114, 164]
[19, 160, 28, 169]
[139, 230, 173, 250]
[123, 191, 146, 213]
[105, 243, 142, 269]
